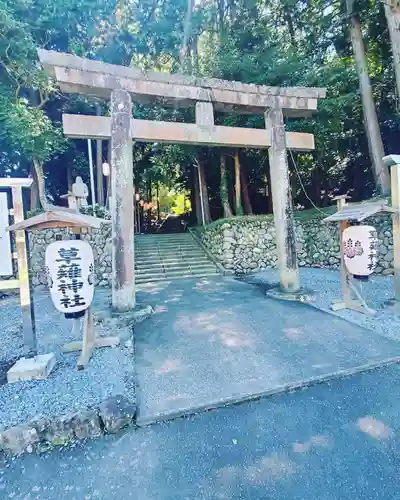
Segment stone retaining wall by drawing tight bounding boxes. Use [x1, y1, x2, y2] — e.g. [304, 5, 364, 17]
[26, 215, 395, 287]
[200, 215, 394, 276]
[29, 225, 112, 287]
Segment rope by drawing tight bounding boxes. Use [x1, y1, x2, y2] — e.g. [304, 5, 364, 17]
[288, 147, 329, 217]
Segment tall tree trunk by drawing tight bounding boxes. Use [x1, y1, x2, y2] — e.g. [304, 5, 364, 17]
[193, 164, 202, 224]
[29, 162, 39, 210]
[217, 0, 225, 34]
[384, 2, 400, 110]
[240, 165, 253, 215]
[234, 151, 243, 215]
[96, 104, 104, 205]
[220, 154, 233, 218]
[192, 34, 199, 75]
[67, 164, 73, 191]
[199, 160, 211, 223]
[156, 182, 160, 220]
[346, 0, 390, 195]
[180, 0, 194, 72]
[147, 176, 152, 223]
[33, 158, 47, 209]
[283, 4, 296, 48]
[311, 167, 322, 207]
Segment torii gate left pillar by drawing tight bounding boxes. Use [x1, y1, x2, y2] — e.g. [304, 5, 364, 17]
[110, 89, 135, 311]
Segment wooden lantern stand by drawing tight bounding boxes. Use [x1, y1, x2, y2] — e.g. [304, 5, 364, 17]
[7, 205, 119, 370]
[323, 197, 397, 315]
[62, 305, 119, 370]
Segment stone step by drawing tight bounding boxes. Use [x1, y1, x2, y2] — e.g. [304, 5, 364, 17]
[136, 245, 200, 252]
[136, 237, 193, 244]
[164, 261, 215, 270]
[136, 254, 202, 261]
[135, 233, 218, 282]
[136, 239, 199, 246]
[135, 244, 201, 250]
[136, 265, 217, 278]
[135, 247, 204, 257]
[135, 256, 209, 269]
[135, 262, 164, 269]
[136, 271, 219, 284]
[136, 261, 216, 274]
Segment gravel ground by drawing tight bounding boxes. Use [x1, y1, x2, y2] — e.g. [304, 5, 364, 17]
[1, 268, 398, 431]
[0, 289, 135, 430]
[246, 267, 400, 342]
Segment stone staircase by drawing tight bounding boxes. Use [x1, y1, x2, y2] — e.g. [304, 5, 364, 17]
[135, 233, 220, 284]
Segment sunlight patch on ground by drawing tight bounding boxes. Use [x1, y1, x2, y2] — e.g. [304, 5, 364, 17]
[137, 282, 171, 294]
[245, 453, 297, 483]
[173, 311, 255, 348]
[284, 328, 304, 341]
[292, 435, 331, 453]
[155, 359, 182, 375]
[357, 416, 394, 440]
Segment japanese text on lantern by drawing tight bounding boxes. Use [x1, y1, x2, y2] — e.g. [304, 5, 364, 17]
[45, 240, 94, 314]
[56, 246, 86, 309]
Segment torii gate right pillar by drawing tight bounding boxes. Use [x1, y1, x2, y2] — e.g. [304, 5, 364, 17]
[265, 107, 300, 294]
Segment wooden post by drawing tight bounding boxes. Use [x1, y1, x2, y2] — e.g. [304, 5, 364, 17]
[265, 107, 300, 293]
[12, 185, 37, 356]
[234, 151, 243, 215]
[391, 164, 400, 301]
[336, 195, 350, 306]
[111, 89, 135, 312]
[329, 194, 375, 314]
[96, 104, 104, 206]
[383, 2, 400, 114]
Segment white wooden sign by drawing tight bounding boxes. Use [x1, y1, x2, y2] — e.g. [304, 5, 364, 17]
[343, 225, 378, 277]
[45, 240, 94, 313]
[0, 192, 13, 276]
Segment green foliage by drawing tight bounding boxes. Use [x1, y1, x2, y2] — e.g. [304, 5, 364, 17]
[0, 0, 398, 218]
[80, 204, 111, 219]
[171, 193, 191, 215]
[0, 98, 66, 162]
[204, 205, 338, 231]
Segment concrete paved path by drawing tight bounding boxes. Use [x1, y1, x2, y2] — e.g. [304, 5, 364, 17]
[2, 365, 399, 499]
[135, 276, 400, 423]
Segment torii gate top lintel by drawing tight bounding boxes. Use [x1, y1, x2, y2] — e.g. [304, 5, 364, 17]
[38, 49, 326, 117]
[38, 48, 327, 299]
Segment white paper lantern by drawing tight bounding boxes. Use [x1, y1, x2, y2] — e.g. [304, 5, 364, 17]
[45, 240, 94, 313]
[102, 162, 110, 177]
[342, 225, 378, 277]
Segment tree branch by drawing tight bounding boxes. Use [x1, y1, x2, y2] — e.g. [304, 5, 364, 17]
[37, 90, 50, 109]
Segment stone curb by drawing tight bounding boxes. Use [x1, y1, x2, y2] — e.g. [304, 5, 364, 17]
[0, 394, 136, 459]
[93, 303, 154, 328]
[136, 356, 400, 426]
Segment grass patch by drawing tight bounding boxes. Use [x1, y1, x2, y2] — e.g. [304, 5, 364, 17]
[203, 206, 334, 231]
[201, 196, 391, 231]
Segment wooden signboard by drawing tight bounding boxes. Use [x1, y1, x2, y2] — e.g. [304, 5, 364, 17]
[0, 192, 13, 276]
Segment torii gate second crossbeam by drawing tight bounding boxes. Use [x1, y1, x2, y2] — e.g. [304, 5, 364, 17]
[38, 49, 326, 311]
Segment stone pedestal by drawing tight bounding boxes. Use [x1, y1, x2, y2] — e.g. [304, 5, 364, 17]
[7, 353, 56, 383]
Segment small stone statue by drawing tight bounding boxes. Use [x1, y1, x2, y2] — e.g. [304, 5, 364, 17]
[72, 176, 89, 209]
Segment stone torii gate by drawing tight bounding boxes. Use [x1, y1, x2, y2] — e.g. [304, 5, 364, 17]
[38, 49, 326, 311]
